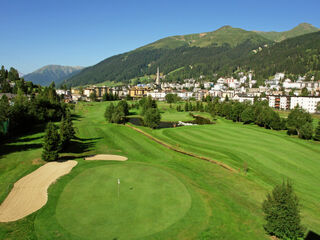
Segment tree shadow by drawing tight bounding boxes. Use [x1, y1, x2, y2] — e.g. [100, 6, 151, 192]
[0, 124, 45, 159]
[60, 137, 101, 155]
[71, 114, 83, 121]
[0, 143, 43, 159]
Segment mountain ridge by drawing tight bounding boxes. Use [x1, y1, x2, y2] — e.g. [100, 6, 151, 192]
[24, 65, 84, 86]
[63, 23, 319, 87]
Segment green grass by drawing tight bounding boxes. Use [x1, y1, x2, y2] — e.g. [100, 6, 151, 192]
[145, 118, 320, 232]
[38, 163, 191, 240]
[1, 101, 319, 239]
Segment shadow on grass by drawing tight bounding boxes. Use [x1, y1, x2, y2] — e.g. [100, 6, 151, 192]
[71, 114, 83, 121]
[58, 137, 102, 161]
[0, 124, 45, 159]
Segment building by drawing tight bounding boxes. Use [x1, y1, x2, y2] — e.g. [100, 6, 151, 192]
[129, 86, 150, 98]
[268, 96, 290, 110]
[290, 97, 320, 113]
[155, 67, 160, 85]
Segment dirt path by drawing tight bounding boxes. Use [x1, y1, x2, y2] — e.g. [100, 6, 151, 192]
[126, 124, 236, 172]
[0, 160, 77, 222]
[85, 154, 128, 161]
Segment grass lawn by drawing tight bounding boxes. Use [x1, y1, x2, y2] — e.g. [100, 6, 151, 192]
[1, 101, 319, 239]
[144, 117, 320, 233]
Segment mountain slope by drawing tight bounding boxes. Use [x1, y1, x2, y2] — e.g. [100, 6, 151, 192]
[63, 23, 319, 87]
[238, 31, 320, 80]
[64, 26, 271, 86]
[255, 23, 319, 42]
[24, 65, 84, 86]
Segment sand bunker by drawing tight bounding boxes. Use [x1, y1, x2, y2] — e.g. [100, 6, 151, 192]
[85, 154, 128, 161]
[0, 160, 77, 222]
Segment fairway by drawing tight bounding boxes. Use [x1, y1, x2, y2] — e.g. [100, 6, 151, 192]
[38, 163, 191, 240]
[2, 101, 320, 240]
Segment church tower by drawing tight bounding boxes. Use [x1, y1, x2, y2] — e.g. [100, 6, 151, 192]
[156, 67, 160, 85]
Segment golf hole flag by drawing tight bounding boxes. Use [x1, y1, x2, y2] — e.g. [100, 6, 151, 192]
[118, 178, 120, 184]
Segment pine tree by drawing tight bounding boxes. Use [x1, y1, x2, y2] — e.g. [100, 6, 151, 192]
[59, 116, 68, 151]
[42, 122, 60, 162]
[65, 111, 75, 140]
[262, 181, 304, 240]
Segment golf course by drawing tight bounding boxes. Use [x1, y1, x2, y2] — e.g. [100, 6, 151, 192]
[0, 101, 319, 240]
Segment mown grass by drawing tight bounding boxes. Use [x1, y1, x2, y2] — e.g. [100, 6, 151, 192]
[1, 101, 318, 239]
[144, 117, 320, 233]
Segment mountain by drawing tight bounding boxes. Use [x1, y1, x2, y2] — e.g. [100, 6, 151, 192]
[63, 23, 319, 87]
[237, 31, 320, 80]
[254, 23, 319, 42]
[24, 65, 84, 86]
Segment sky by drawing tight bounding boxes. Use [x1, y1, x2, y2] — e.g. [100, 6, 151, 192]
[1, 0, 319, 74]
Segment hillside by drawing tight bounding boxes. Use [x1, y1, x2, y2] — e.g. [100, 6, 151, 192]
[24, 65, 84, 86]
[255, 23, 319, 42]
[63, 23, 319, 87]
[238, 31, 320, 80]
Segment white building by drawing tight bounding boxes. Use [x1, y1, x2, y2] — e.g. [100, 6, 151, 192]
[147, 91, 166, 101]
[268, 96, 290, 110]
[290, 97, 320, 113]
[283, 79, 302, 89]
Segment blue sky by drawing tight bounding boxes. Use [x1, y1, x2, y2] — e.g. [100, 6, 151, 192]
[1, 0, 319, 74]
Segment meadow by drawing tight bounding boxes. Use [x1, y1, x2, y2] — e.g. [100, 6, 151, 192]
[0, 101, 319, 239]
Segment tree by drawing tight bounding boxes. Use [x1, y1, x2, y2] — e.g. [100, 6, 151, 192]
[42, 122, 60, 162]
[287, 107, 312, 136]
[316, 102, 320, 113]
[117, 100, 129, 116]
[314, 121, 320, 141]
[165, 93, 179, 103]
[89, 91, 97, 102]
[300, 87, 309, 97]
[262, 180, 304, 240]
[0, 95, 10, 122]
[59, 116, 68, 150]
[144, 108, 161, 128]
[241, 106, 255, 124]
[104, 103, 115, 122]
[184, 102, 189, 112]
[299, 122, 313, 140]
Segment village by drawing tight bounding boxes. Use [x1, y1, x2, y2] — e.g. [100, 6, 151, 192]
[56, 69, 320, 113]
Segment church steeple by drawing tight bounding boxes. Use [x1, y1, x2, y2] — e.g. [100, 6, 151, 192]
[156, 67, 160, 85]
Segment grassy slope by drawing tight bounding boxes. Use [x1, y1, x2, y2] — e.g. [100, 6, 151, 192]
[144, 117, 320, 232]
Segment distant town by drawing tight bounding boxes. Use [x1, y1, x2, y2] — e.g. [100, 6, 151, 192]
[56, 68, 320, 113]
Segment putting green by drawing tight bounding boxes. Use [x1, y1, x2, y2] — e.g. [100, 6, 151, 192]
[54, 163, 191, 239]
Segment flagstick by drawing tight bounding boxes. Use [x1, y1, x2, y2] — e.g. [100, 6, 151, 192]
[117, 178, 120, 199]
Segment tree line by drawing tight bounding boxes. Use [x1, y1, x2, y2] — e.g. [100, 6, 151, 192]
[104, 97, 161, 128]
[202, 98, 319, 141]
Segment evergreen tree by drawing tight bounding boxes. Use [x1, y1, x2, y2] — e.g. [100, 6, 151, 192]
[184, 102, 189, 112]
[299, 122, 313, 140]
[59, 116, 68, 150]
[42, 122, 60, 162]
[144, 108, 161, 128]
[0, 95, 10, 122]
[314, 121, 320, 141]
[65, 111, 75, 140]
[104, 103, 115, 122]
[262, 180, 304, 240]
